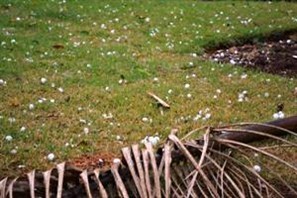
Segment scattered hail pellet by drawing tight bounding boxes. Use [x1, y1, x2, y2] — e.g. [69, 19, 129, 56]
[140, 135, 160, 146]
[5, 135, 13, 141]
[142, 117, 149, 122]
[113, 158, 121, 164]
[253, 165, 261, 173]
[0, 79, 7, 86]
[20, 126, 26, 132]
[40, 77, 47, 84]
[47, 153, 55, 161]
[29, 103, 35, 110]
[273, 111, 285, 120]
[83, 127, 89, 134]
[57, 87, 64, 93]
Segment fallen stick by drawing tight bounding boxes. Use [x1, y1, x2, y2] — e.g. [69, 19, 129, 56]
[147, 92, 170, 108]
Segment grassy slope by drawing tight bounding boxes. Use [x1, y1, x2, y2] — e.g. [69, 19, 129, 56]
[0, 0, 296, 176]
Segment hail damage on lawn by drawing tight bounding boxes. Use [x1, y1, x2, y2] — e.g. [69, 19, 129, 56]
[0, 0, 296, 176]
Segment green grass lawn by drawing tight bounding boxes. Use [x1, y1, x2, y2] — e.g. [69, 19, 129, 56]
[0, 0, 296, 176]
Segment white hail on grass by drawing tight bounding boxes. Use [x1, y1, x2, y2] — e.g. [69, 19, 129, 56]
[113, 158, 121, 164]
[10, 149, 17, 154]
[184, 83, 190, 89]
[20, 126, 26, 132]
[5, 135, 13, 141]
[8, 117, 16, 123]
[230, 59, 236, 65]
[118, 79, 124, 84]
[18, 165, 26, 169]
[83, 127, 89, 134]
[142, 117, 149, 123]
[241, 73, 248, 79]
[273, 111, 285, 120]
[47, 153, 55, 161]
[116, 135, 121, 141]
[140, 135, 160, 146]
[29, 103, 35, 110]
[57, 87, 64, 93]
[101, 24, 107, 29]
[193, 108, 211, 121]
[253, 165, 261, 173]
[0, 79, 7, 86]
[40, 77, 47, 84]
[102, 113, 113, 119]
[105, 86, 110, 92]
[237, 90, 248, 102]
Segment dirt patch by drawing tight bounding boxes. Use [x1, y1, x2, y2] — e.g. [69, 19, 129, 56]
[208, 32, 297, 77]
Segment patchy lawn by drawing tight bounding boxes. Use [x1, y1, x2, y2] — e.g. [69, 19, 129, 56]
[0, 0, 296, 176]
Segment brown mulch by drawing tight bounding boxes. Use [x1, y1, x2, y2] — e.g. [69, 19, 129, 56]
[69, 152, 117, 171]
[208, 32, 297, 77]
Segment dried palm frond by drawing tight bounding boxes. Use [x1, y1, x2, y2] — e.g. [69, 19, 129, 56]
[1, 116, 297, 198]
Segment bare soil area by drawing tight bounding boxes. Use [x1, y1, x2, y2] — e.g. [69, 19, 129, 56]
[209, 32, 297, 77]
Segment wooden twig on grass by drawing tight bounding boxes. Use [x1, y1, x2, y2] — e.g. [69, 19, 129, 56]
[147, 92, 170, 108]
